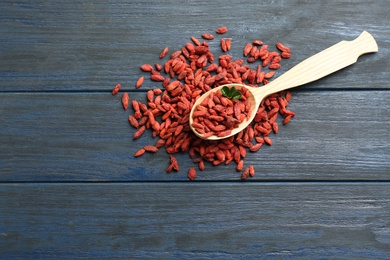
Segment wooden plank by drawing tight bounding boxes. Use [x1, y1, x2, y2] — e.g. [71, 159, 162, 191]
[1, 183, 389, 258]
[0, 0, 387, 91]
[1, 91, 389, 181]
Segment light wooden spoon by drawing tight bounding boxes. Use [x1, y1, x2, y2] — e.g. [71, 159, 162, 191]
[189, 31, 378, 140]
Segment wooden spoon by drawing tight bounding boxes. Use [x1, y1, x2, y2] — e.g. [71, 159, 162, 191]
[189, 31, 378, 140]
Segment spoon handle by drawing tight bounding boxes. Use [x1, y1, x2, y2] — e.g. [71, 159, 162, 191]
[259, 31, 378, 97]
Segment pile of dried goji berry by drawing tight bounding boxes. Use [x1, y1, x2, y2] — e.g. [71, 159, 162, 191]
[191, 85, 252, 138]
[112, 26, 295, 180]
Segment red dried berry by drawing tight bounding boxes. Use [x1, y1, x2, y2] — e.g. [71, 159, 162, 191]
[187, 167, 196, 181]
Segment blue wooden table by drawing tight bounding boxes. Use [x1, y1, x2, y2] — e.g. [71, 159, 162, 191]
[1, 1, 389, 258]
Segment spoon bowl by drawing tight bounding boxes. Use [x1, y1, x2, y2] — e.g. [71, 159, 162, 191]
[189, 31, 378, 140]
[189, 83, 260, 140]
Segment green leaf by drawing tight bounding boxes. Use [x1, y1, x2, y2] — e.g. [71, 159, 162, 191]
[221, 86, 230, 98]
[220, 85, 242, 100]
[231, 92, 242, 100]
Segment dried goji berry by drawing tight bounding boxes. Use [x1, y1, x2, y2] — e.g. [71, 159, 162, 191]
[159, 47, 169, 59]
[121, 92, 129, 110]
[202, 33, 215, 40]
[221, 39, 227, 52]
[241, 167, 250, 180]
[150, 74, 165, 82]
[216, 26, 227, 34]
[191, 36, 201, 46]
[140, 64, 153, 72]
[128, 115, 139, 129]
[112, 83, 121, 95]
[144, 145, 158, 153]
[134, 148, 145, 157]
[133, 125, 146, 139]
[281, 51, 291, 59]
[136, 76, 144, 88]
[276, 42, 291, 53]
[187, 167, 196, 180]
[113, 28, 295, 181]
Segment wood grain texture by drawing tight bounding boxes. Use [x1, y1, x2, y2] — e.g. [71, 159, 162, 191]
[0, 91, 389, 181]
[1, 0, 390, 258]
[1, 183, 390, 258]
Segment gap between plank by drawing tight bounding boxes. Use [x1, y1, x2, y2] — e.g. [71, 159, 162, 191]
[0, 88, 389, 94]
[1, 180, 390, 185]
